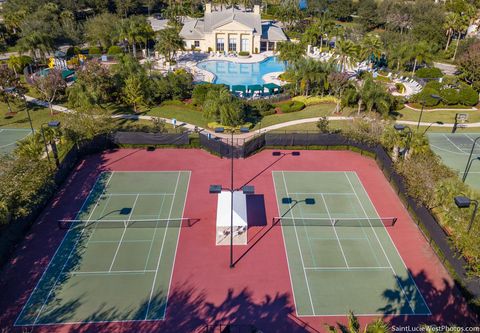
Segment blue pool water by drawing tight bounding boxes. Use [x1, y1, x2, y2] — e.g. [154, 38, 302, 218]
[197, 56, 286, 86]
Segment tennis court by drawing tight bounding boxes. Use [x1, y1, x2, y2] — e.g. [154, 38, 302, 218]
[428, 133, 480, 189]
[15, 171, 190, 326]
[272, 171, 430, 316]
[0, 128, 32, 154]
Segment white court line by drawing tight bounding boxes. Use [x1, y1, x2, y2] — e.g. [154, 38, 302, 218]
[350, 172, 432, 315]
[320, 194, 349, 268]
[143, 195, 167, 271]
[32, 172, 115, 325]
[145, 171, 181, 320]
[108, 194, 140, 272]
[345, 172, 416, 314]
[89, 239, 153, 244]
[443, 134, 469, 154]
[71, 270, 156, 275]
[14, 173, 105, 326]
[281, 171, 316, 316]
[304, 266, 391, 270]
[287, 192, 355, 196]
[309, 236, 368, 241]
[297, 200, 319, 268]
[272, 173, 301, 318]
[429, 143, 468, 155]
[162, 171, 191, 320]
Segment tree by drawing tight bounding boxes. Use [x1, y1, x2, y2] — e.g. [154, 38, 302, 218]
[276, 41, 306, 67]
[0, 65, 23, 114]
[14, 133, 44, 159]
[450, 13, 470, 60]
[328, 72, 350, 113]
[458, 41, 480, 91]
[122, 75, 145, 113]
[115, 0, 140, 18]
[408, 41, 433, 75]
[443, 12, 457, 51]
[203, 87, 245, 126]
[85, 13, 121, 49]
[325, 311, 390, 333]
[333, 39, 359, 72]
[155, 27, 185, 62]
[360, 34, 383, 64]
[6, 55, 32, 77]
[31, 69, 66, 115]
[119, 16, 154, 57]
[355, 78, 393, 116]
[329, 0, 353, 21]
[287, 59, 334, 96]
[357, 0, 379, 31]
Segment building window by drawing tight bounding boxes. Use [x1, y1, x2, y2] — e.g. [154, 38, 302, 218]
[216, 38, 224, 51]
[241, 37, 249, 52]
[194, 41, 200, 48]
[228, 37, 237, 52]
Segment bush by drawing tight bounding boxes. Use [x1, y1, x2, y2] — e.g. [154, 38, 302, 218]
[66, 46, 81, 57]
[89, 46, 102, 55]
[424, 80, 442, 91]
[277, 100, 305, 113]
[439, 88, 459, 105]
[415, 67, 443, 79]
[292, 95, 339, 106]
[238, 51, 250, 56]
[458, 86, 479, 106]
[250, 100, 275, 116]
[107, 45, 123, 55]
[413, 87, 441, 107]
[192, 83, 219, 106]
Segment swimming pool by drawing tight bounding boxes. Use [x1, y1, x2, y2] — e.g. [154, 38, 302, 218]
[197, 56, 286, 86]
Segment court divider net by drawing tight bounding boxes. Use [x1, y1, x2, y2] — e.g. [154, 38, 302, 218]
[58, 218, 195, 229]
[272, 217, 397, 227]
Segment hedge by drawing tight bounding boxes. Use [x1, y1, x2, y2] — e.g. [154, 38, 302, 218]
[414, 87, 441, 107]
[439, 88, 459, 105]
[107, 45, 123, 55]
[277, 100, 305, 113]
[459, 86, 479, 106]
[416, 67, 444, 79]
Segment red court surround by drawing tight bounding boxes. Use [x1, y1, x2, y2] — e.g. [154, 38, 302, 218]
[0, 148, 476, 332]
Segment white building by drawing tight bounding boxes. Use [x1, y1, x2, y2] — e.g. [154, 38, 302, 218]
[179, 4, 287, 53]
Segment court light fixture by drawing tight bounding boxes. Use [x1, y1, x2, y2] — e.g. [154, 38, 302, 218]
[292, 151, 301, 156]
[454, 196, 479, 233]
[422, 121, 444, 135]
[282, 197, 293, 204]
[272, 151, 282, 156]
[214, 127, 225, 133]
[242, 185, 255, 194]
[393, 124, 412, 158]
[240, 127, 249, 133]
[209, 184, 222, 194]
[305, 198, 316, 205]
[272, 151, 300, 157]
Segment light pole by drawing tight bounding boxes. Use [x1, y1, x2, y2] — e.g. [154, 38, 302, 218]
[394, 124, 413, 158]
[422, 121, 444, 135]
[463, 157, 480, 183]
[463, 136, 480, 183]
[41, 121, 61, 170]
[22, 95, 34, 134]
[209, 127, 252, 268]
[454, 196, 479, 233]
[417, 95, 441, 131]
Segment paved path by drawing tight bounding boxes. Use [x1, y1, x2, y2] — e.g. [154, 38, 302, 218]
[25, 95, 480, 141]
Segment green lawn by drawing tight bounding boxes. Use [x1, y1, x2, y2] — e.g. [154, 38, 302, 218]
[253, 103, 350, 130]
[394, 107, 480, 124]
[144, 102, 208, 128]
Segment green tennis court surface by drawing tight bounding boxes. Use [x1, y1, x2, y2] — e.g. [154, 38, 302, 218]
[15, 171, 190, 326]
[273, 171, 430, 316]
[428, 133, 480, 190]
[0, 128, 32, 154]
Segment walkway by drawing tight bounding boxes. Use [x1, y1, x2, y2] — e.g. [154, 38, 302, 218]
[25, 95, 480, 141]
[404, 104, 478, 112]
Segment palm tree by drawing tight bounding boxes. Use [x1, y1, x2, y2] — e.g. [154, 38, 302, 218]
[288, 59, 333, 96]
[387, 43, 410, 71]
[333, 39, 359, 72]
[276, 41, 306, 68]
[14, 134, 44, 159]
[451, 13, 469, 61]
[155, 28, 185, 63]
[325, 311, 390, 333]
[443, 12, 457, 51]
[355, 78, 392, 116]
[360, 34, 383, 65]
[409, 41, 433, 76]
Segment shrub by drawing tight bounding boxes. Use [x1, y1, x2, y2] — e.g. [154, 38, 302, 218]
[89, 46, 102, 55]
[413, 87, 441, 106]
[107, 45, 123, 55]
[292, 96, 339, 105]
[439, 88, 459, 105]
[192, 83, 219, 106]
[317, 116, 330, 133]
[277, 100, 305, 113]
[415, 67, 443, 79]
[66, 46, 81, 57]
[238, 51, 250, 56]
[458, 86, 479, 106]
[250, 100, 275, 116]
[395, 83, 405, 94]
[424, 80, 442, 91]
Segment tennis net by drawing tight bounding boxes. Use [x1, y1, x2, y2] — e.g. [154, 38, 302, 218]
[58, 218, 194, 229]
[273, 217, 397, 227]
